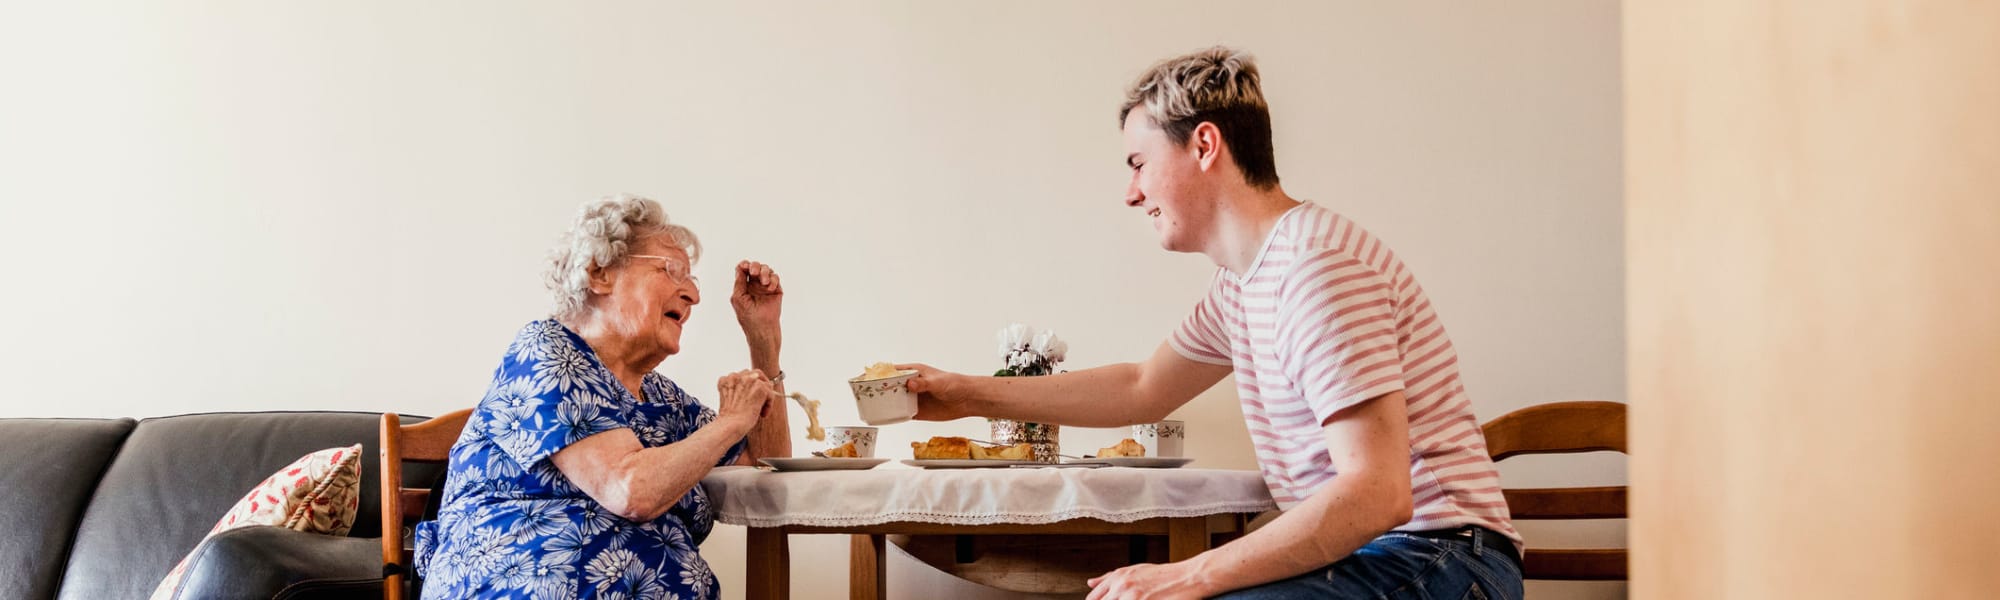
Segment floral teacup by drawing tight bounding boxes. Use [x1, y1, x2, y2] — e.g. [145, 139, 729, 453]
[825, 426, 878, 458]
[847, 371, 919, 426]
[1133, 420, 1185, 458]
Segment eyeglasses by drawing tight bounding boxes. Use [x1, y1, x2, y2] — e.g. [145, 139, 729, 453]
[625, 255, 699, 285]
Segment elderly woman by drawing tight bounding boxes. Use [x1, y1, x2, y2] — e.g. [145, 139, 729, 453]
[414, 194, 791, 599]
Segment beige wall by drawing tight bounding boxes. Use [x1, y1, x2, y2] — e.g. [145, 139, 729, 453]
[1626, 1, 2000, 598]
[0, 2, 1623, 598]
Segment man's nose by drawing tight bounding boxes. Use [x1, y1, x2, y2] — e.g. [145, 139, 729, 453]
[1125, 176, 1144, 207]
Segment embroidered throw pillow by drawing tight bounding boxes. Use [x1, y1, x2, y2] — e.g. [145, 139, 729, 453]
[149, 444, 365, 600]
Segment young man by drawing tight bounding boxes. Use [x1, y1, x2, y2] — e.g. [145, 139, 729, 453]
[900, 47, 1523, 599]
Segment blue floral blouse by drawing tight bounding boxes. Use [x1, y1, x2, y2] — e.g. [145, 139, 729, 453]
[414, 319, 746, 599]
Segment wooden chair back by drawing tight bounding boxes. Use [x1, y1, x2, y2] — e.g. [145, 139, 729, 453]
[1482, 400, 1628, 580]
[380, 409, 472, 600]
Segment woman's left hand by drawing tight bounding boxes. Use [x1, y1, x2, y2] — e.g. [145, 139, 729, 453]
[1086, 562, 1207, 600]
[731, 260, 783, 342]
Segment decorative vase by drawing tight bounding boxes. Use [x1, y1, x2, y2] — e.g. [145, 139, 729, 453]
[988, 418, 1061, 463]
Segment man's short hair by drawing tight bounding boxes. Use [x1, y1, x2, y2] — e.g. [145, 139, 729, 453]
[1119, 46, 1280, 189]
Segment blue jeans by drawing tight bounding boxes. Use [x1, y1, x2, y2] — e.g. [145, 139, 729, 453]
[1212, 529, 1523, 600]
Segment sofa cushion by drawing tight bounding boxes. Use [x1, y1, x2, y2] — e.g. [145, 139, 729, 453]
[57, 412, 445, 600]
[171, 526, 387, 600]
[0, 418, 136, 600]
[151, 444, 364, 600]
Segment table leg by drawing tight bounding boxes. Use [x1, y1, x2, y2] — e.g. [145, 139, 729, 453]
[747, 527, 790, 600]
[851, 533, 886, 600]
[1167, 517, 1210, 562]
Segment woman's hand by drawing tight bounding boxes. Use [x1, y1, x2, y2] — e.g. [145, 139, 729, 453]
[1086, 561, 1208, 600]
[731, 260, 783, 348]
[716, 369, 776, 435]
[898, 363, 977, 421]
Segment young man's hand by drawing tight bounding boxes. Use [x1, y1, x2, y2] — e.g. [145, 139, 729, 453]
[897, 363, 977, 421]
[1086, 561, 1209, 600]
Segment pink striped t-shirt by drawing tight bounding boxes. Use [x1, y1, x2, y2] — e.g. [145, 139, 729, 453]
[1170, 202, 1520, 548]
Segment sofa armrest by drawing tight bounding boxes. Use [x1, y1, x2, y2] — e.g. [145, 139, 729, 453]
[171, 526, 384, 600]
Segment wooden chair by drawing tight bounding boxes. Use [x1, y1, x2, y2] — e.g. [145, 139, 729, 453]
[379, 410, 473, 600]
[1481, 400, 1627, 580]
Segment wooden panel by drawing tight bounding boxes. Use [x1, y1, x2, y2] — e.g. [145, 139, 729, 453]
[850, 534, 885, 600]
[1502, 486, 1626, 520]
[1483, 401, 1625, 461]
[1166, 517, 1210, 562]
[1522, 549, 1626, 581]
[746, 528, 789, 600]
[1627, 1, 2000, 597]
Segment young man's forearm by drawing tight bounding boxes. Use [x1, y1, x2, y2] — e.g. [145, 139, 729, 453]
[964, 362, 1169, 427]
[1183, 470, 1412, 595]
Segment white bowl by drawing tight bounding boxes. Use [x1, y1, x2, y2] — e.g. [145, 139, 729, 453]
[847, 370, 919, 425]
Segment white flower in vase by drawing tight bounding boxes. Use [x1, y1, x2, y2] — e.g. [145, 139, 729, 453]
[990, 323, 1070, 461]
[997, 323, 1033, 360]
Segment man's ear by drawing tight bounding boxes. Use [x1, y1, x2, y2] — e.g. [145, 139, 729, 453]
[585, 261, 617, 295]
[1191, 122, 1225, 172]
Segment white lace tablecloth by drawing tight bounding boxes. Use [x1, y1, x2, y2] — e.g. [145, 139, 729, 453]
[701, 465, 1277, 528]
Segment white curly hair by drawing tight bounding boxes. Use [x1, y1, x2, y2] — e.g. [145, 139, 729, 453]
[543, 194, 701, 319]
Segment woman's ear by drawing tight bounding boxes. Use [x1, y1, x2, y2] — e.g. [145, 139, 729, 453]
[585, 261, 617, 295]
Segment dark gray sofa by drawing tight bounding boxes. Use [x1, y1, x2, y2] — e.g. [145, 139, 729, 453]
[0, 412, 445, 600]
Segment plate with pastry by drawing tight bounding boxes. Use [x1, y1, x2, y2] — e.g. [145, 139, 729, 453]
[902, 436, 1041, 468]
[1069, 456, 1194, 468]
[1066, 438, 1195, 468]
[759, 456, 891, 472]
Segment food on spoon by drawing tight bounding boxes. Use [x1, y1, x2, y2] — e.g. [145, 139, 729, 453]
[823, 441, 859, 458]
[856, 362, 908, 381]
[789, 392, 825, 441]
[1096, 438, 1146, 458]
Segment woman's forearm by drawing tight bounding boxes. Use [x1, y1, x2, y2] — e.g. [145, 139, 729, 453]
[614, 419, 751, 520]
[745, 344, 791, 460]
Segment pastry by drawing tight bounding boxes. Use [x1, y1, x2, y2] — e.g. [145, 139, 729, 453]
[911, 436, 973, 459]
[823, 441, 859, 458]
[971, 442, 1033, 460]
[1096, 438, 1146, 458]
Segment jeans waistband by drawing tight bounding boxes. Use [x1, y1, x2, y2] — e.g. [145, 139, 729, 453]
[1397, 525, 1521, 571]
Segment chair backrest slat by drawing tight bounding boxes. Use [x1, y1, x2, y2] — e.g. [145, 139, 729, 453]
[1503, 486, 1627, 520]
[1484, 400, 1626, 461]
[1481, 401, 1628, 581]
[1523, 549, 1629, 581]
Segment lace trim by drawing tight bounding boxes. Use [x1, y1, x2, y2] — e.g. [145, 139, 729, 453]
[716, 499, 1273, 528]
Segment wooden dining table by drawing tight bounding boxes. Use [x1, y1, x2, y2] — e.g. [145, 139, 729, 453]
[700, 463, 1277, 600]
